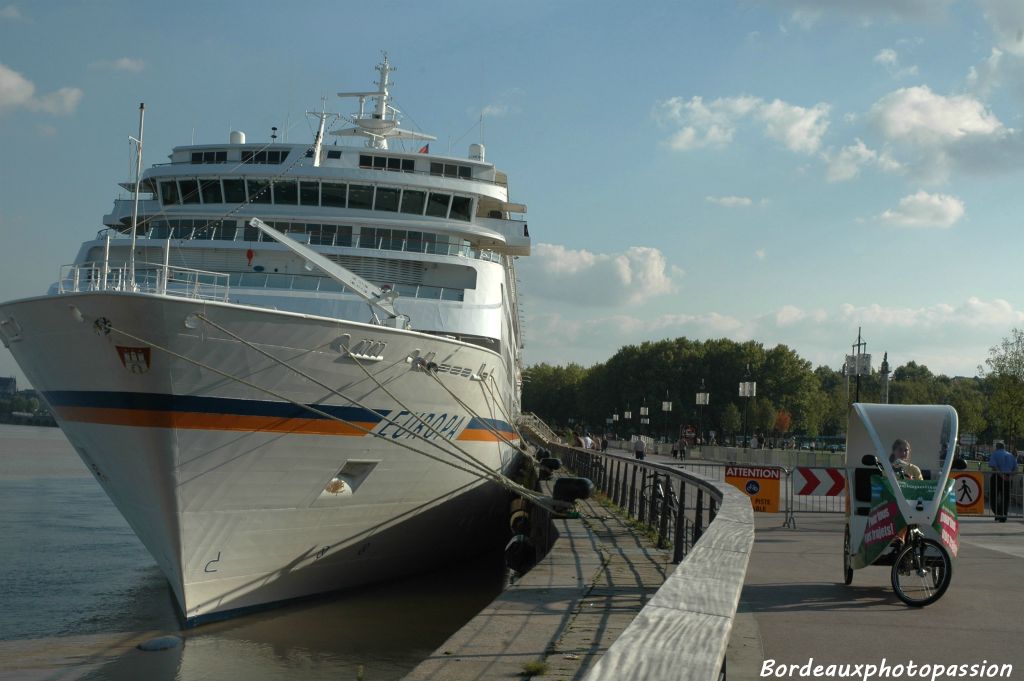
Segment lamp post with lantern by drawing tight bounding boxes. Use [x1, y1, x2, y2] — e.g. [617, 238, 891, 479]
[696, 379, 709, 449]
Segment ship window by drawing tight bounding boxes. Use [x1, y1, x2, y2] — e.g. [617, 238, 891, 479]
[222, 179, 246, 204]
[274, 180, 298, 205]
[159, 181, 180, 205]
[199, 179, 223, 204]
[148, 220, 169, 238]
[450, 196, 472, 222]
[402, 159, 414, 172]
[429, 162, 472, 178]
[327, 149, 342, 159]
[247, 179, 272, 204]
[400, 189, 425, 215]
[372, 157, 386, 169]
[321, 182, 347, 208]
[348, 184, 373, 210]
[426, 192, 451, 218]
[336, 225, 353, 247]
[375, 187, 399, 212]
[387, 158, 401, 170]
[192, 151, 227, 164]
[242, 150, 288, 164]
[170, 223, 193, 239]
[309, 224, 331, 245]
[299, 181, 319, 206]
[178, 179, 201, 204]
[212, 222, 235, 240]
[359, 154, 372, 168]
[359, 227, 379, 249]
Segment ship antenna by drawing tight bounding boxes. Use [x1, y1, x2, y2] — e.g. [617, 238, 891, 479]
[128, 102, 145, 290]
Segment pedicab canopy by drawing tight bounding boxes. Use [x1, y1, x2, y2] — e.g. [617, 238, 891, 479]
[846, 403, 960, 569]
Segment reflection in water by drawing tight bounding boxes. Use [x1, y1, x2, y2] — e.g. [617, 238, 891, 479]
[1, 426, 509, 681]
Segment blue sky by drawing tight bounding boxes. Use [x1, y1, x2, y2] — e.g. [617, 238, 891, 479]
[2, 0, 1023, 387]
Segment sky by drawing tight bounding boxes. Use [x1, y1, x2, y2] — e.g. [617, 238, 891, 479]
[2, 0, 1024, 388]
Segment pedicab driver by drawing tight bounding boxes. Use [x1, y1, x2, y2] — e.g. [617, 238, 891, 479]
[889, 438, 922, 480]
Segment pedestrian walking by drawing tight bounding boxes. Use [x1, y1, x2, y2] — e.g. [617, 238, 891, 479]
[988, 442, 1019, 522]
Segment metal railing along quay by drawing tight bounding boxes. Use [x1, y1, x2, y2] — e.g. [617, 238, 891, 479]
[523, 426, 755, 681]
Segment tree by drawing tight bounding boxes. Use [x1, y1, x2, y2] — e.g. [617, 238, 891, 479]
[721, 403, 741, 442]
[982, 329, 1024, 447]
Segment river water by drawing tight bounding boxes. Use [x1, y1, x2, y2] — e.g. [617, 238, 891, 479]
[0, 424, 507, 681]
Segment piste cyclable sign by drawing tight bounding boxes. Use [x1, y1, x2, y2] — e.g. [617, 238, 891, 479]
[725, 465, 781, 513]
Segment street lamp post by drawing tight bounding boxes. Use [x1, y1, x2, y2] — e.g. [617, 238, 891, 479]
[639, 399, 649, 437]
[661, 389, 672, 444]
[739, 364, 756, 448]
[696, 379, 709, 448]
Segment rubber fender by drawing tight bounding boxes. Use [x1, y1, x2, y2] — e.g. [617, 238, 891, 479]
[553, 477, 594, 503]
[504, 534, 537, 573]
[510, 509, 531, 535]
[540, 457, 561, 471]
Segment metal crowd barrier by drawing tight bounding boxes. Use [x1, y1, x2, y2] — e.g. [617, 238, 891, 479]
[668, 452, 1023, 524]
[520, 424, 754, 681]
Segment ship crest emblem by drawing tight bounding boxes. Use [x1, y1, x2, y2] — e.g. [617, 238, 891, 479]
[116, 346, 151, 374]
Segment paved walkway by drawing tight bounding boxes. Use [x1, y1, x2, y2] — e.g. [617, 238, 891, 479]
[732, 512, 1024, 678]
[403, 470, 675, 680]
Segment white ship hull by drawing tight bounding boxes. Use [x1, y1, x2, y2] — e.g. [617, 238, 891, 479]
[0, 291, 520, 623]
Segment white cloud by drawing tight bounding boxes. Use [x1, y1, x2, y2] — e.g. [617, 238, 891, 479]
[520, 243, 682, 307]
[823, 139, 904, 182]
[966, 48, 1003, 96]
[655, 95, 829, 155]
[0, 4, 20, 19]
[869, 86, 1004, 144]
[30, 87, 83, 115]
[873, 48, 919, 78]
[879, 190, 964, 228]
[759, 99, 830, 153]
[706, 195, 753, 207]
[978, 0, 1024, 57]
[840, 298, 1024, 327]
[867, 86, 1013, 182]
[90, 57, 145, 73]
[0, 63, 82, 115]
[755, 249, 766, 260]
[779, 0, 953, 26]
[824, 139, 876, 182]
[0, 62, 34, 110]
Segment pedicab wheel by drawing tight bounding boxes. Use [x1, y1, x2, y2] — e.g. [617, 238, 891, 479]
[891, 538, 951, 607]
[843, 525, 853, 585]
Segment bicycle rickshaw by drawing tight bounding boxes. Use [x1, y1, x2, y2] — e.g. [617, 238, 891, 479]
[843, 403, 964, 606]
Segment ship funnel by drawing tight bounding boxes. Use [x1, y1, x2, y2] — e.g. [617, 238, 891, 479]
[469, 143, 485, 162]
[230, 130, 246, 144]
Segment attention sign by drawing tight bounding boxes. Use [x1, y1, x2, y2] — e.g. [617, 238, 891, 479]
[725, 465, 781, 513]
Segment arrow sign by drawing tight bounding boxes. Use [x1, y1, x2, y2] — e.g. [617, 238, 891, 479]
[795, 467, 845, 496]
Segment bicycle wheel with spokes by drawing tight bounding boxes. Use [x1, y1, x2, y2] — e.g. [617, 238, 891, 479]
[891, 538, 951, 607]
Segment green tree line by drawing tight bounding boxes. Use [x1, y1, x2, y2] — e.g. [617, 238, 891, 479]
[522, 330, 1024, 448]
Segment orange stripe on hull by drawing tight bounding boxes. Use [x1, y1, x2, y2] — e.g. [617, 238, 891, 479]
[456, 429, 518, 442]
[54, 406, 377, 436]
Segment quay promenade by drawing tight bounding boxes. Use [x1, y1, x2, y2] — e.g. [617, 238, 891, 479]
[408, 440, 1024, 680]
[405, 439, 754, 681]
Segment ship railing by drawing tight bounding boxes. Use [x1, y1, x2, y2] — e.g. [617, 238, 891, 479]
[58, 261, 230, 302]
[94, 227, 504, 263]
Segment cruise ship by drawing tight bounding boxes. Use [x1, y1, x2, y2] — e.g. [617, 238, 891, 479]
[0, 54, 530, 623]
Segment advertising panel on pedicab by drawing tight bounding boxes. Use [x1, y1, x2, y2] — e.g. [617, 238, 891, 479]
[725, 465, 781, 512]
[857, 475, 959, 567]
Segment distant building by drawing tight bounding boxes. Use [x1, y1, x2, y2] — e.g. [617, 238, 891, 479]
[0, 377, 15, 396]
